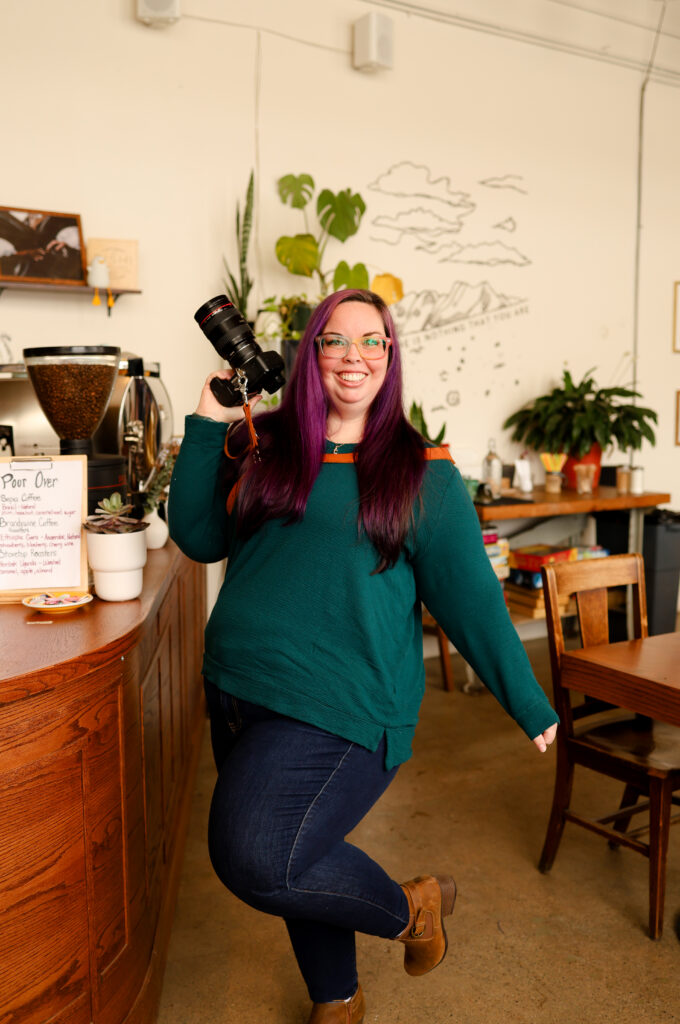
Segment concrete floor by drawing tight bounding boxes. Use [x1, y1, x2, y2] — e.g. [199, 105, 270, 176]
[158, 642, 680, 1024]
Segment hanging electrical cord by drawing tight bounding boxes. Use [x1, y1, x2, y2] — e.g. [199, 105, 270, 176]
[632, 0, 671, 396]
[253, 29, 264, 314]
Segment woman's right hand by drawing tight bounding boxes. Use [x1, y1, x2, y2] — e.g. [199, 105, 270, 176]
[194, 370, 263, 424]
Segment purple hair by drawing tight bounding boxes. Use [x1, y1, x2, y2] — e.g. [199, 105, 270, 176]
[229, 289, 427, 571]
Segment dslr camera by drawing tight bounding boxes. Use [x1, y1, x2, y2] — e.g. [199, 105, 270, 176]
[194, 295, 286, 407]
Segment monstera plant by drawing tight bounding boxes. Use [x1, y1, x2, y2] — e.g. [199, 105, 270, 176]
[274, 173, 369, 296]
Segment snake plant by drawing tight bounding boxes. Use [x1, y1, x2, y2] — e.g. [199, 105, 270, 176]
[223, 170, 255, 318]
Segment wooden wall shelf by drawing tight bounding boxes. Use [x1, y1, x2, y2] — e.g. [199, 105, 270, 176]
[0, 279, 141, 315]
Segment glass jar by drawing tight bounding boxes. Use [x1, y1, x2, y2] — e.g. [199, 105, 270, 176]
[481, 438, 503, 499]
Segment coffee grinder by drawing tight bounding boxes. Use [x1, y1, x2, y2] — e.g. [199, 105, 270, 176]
[22, 345, 127, 513]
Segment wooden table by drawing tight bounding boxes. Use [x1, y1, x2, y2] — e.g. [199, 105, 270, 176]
[561, 632, 680, 726]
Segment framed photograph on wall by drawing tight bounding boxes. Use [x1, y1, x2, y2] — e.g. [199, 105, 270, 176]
[0, 206, 86, 286]
[674, 281, 680, 353]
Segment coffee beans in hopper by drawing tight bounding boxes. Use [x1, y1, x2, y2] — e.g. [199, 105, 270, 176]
[27, 362, 117, 439]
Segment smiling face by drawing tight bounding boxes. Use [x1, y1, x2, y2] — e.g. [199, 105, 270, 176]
[317, 300, 390, 436]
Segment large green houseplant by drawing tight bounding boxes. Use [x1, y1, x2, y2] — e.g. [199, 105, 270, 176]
[274, 173, 369, 297]
[502, 369, 657, 488]
[263, 172, 402, 374]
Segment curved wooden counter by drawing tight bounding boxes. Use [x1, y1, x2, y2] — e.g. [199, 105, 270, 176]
[0, 542, 206, 1024]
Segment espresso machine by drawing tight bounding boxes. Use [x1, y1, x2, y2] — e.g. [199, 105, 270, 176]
[94, 356, 173, 502]
[0, 350, 173, 513]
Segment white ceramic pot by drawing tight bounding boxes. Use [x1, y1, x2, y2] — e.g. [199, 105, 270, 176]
[143, 507, 169, 549]
[85, 529, 148, 601]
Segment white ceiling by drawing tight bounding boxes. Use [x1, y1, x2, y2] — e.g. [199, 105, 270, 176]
[368, 0, 680, 85]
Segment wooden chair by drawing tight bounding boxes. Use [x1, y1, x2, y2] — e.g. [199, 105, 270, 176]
[539, 552, 680, 938]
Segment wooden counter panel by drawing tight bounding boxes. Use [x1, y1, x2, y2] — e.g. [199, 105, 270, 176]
[0, 658, 123, 773]
[86, 687, 126, 975]
[0, 750, 91, 1024]
[0, 543, 206, 1024]
[140, 658, 164, 924]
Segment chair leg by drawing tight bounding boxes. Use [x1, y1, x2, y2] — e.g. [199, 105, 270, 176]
[538, 751, 574, 873]
[435, 624, 454, 692]
[608, 783, 641, 848]
[647, 775, 673, 940]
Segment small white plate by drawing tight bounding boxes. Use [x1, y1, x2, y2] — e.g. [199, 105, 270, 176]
[22, 592, 93, 615]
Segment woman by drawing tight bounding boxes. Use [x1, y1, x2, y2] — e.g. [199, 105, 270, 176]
[169, 289, 558, 1024]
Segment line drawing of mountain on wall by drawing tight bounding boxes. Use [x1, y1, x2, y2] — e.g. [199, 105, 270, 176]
[391, 281, 525, 335]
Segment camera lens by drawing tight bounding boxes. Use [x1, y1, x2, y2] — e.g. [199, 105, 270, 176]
[194, 296, 258, 366]
[194, 294, 286, 406]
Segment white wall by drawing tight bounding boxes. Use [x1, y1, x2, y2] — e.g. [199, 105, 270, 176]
[1, 0, 678, 503]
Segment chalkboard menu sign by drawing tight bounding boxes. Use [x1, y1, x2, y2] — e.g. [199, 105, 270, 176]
[0, 455, 88, 602]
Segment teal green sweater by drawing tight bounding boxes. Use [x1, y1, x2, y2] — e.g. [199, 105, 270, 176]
[169, 415, 558, 769]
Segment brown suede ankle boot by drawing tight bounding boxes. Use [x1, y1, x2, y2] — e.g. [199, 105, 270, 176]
[396, 874, 457, 976]
[307, 984, 365, 1024]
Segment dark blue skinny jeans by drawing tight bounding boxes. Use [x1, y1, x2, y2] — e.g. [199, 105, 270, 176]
[204, 679, 410, 1002]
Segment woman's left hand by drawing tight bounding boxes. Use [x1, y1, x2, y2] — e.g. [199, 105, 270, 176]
[532, 723, 558, 752]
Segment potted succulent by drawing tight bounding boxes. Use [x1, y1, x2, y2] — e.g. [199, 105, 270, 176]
[83, 492, 149, 601]
[502, 369, 657, 489]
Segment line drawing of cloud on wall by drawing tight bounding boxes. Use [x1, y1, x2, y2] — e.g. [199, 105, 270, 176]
[438, 240, 530, 266]
[493, 217, 517, 232]
[369, 206, 472, 247]
[369, 161, 476, 210]
[479, 174, 527, 194]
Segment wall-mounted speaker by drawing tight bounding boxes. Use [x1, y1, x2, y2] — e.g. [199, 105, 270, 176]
[352, 12, 394, 72]
[136, 0, 180, 27]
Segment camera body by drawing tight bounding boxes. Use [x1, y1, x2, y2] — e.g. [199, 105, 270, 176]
[194, 295, 286, 407]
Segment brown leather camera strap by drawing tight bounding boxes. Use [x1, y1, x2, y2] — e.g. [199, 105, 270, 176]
[224, 401, 260, 461]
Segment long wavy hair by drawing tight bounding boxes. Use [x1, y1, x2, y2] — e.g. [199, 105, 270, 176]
[225, 289, 427, 572]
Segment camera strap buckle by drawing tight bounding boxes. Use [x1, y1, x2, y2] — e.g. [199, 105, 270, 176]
[224, 369, 260, 462]
[234, 368, 249, 405]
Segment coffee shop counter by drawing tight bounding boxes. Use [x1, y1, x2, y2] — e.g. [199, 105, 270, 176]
[0, 541, 206, 1024]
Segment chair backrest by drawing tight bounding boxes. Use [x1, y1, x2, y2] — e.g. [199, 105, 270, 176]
[541, 553, 648, 731]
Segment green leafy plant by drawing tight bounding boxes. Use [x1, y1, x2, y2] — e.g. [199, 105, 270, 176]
[274, 173, 369, 296]
[84, 493, 149, 534]
[142, 440, 180, 515]
[223, 170, 255, 318]
[409, 402, 446, 445]
[502, 369, 657, 458]
[260, 293, 314, 343]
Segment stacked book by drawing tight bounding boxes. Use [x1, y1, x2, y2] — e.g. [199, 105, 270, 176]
[505, 544, 576, 618]
[482, 524, 510, 583]
[505, 577, 571, 618]
[504, 544, 609, 618]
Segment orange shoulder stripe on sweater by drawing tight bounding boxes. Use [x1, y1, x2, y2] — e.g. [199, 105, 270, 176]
[227, 447, 455, 511]
[322, 446, 454, 464]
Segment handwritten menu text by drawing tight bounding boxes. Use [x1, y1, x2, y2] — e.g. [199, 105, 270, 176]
[0, 457, 86, 592]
